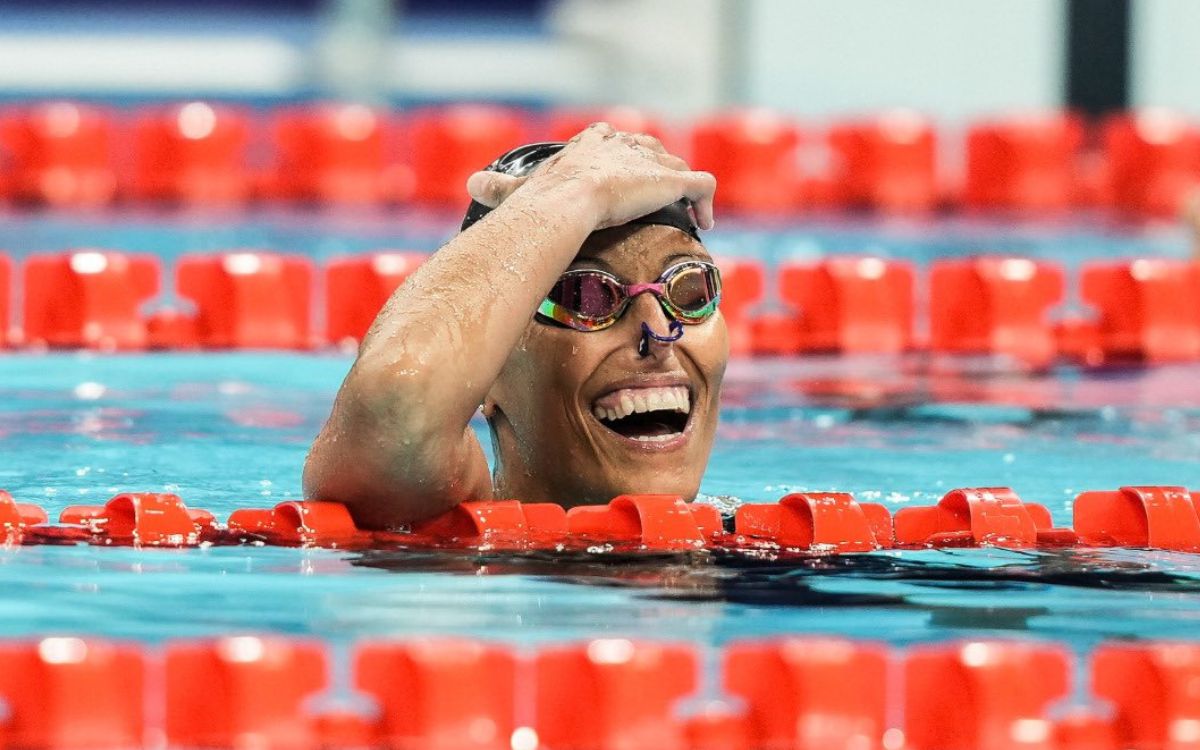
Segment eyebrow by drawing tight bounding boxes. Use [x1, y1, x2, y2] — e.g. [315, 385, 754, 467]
[662, 251, 710, 266]
[570, 254, 614, 272]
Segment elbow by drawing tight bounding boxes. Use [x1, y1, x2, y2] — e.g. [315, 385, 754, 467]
[303, 383, 471, 530]
[303, 442, 462, 530]
[337, 350, 444, 438]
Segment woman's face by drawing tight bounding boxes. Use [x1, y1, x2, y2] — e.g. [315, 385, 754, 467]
[485, 224, 729, 506]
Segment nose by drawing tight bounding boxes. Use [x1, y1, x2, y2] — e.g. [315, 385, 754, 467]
[625, 292, 677, 357]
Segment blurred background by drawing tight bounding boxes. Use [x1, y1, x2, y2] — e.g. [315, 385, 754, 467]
[0, 0, 1196, 224]
[0, 0, 1193, 119]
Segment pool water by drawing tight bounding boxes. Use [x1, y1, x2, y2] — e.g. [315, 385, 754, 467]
[1, 208, 1199, 665]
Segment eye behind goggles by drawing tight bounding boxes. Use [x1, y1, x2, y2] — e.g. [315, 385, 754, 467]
[536, 260, 722, 332]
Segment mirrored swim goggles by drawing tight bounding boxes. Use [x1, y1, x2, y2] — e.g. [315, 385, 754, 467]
[536, 260, 722, 332]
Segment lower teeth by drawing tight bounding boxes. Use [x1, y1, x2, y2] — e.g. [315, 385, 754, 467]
[631, 434, 677, 442]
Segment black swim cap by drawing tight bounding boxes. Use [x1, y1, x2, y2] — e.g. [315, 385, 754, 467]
[459, 141, 701, 241]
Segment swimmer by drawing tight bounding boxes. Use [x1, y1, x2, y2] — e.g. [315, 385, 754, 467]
[303, 124, 724, 528]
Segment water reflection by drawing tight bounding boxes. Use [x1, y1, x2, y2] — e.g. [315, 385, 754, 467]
[352, 546, 1200, 607]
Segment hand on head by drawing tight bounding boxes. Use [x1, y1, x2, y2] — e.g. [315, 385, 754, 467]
[465, 122, 716, 231]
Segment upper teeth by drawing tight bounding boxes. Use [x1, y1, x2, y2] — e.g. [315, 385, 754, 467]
[592, 386, 691, 422]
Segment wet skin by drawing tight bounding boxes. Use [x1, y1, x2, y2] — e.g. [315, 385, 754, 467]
[303, 124, 719, 528]
[486, 224, 729, 507]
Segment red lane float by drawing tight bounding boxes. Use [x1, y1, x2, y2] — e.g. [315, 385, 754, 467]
[1073, 486, 1200, 551]
[715, 258, 765, 357]
[1074, 259, 1200, 363]
[1092, 642, 1200, 750]
[58, 493, 215, 546]
[965, 113, 1083, 212]
[827, 111, 939, 213]
[683, 704, 752, 750]
[893, 487, 1075, 548]
[356, 639, 516, 750]
[144, 306, 200, 350]
[748, 312, 806, 355]
[3, 249, 1200, 362]
[7, 637, 1200, 750]
[0, 489, 48, 543]
[773, 256, 915, 354]
[325, 252, 428, 345]
[690, 110, 803, 213]
[535, 640, 696, 750]
[408, 499, 567, 550]
[0, 638, 144, 749]
[1102, 110, 1200, 217]
[166, 637, 327, 749]
[270, 104, 402, 204]
[0, 253, 9, 347]
[12, 485, 1200, 552]
[0, 102, 118, 206]
[176, 252, 313, 349]
[905, 641, 1071, 750]
[725, 638, 887, 750]
[408, 105, 529, 205]
[929, 257, 1065, 366]
[0, 101, 1197, 217]
[565, 495, 721, 551]
[227, 500, 362, 547]
[23, 251, 159, 350]
[734, 492, 892, 552]
[129, 102, 252, 204]
[1053, 711, 1118, 750]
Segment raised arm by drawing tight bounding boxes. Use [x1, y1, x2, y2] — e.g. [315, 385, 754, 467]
[303, 125, 716, 528]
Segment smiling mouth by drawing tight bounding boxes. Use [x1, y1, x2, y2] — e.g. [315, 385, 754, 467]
[591, 386, 691, 443]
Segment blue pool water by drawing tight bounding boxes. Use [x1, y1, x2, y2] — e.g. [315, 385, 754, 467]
[1, 209, 1199, 662]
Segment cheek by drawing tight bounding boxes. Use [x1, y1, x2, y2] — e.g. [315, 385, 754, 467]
[497, 327, 605, 427]
[538, 330, 609, 399]
[692, 316, 730, 384]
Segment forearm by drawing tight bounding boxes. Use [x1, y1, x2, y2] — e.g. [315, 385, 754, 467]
[349, 176, 599, 430]
[303, 178, 598, 522]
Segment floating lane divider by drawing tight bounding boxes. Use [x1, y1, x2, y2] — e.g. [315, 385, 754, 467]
[0, 635, 1199, 749]
[3, 250, 1200, 365]
[3, 102, 1200, 217]
[2, 485, 1200, 553]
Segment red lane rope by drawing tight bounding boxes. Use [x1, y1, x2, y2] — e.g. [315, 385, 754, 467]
[0, 634, 1193, 749]
[3, 485, 1199, 553]
[1, 103, 1197, 217]
[2, 250, 1200, 364]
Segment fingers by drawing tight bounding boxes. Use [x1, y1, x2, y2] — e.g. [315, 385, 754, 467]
[566, 121, 614, 145]
[546, 121, 718, 230]
[573, 122, 662, 149]
[677, 171, 717, 230]
[633, 133, 667, 153]
[652, 150, 715, 228]
[466, 171, 525, 208]
[653, 151, 690, 172]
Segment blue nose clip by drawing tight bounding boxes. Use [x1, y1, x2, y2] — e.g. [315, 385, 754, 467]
[638, 320, 684, 356]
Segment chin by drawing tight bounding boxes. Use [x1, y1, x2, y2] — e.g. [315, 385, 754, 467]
[604, 472, 702, 502]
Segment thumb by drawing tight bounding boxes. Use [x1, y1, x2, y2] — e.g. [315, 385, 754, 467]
[466, 171, 526, 208]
